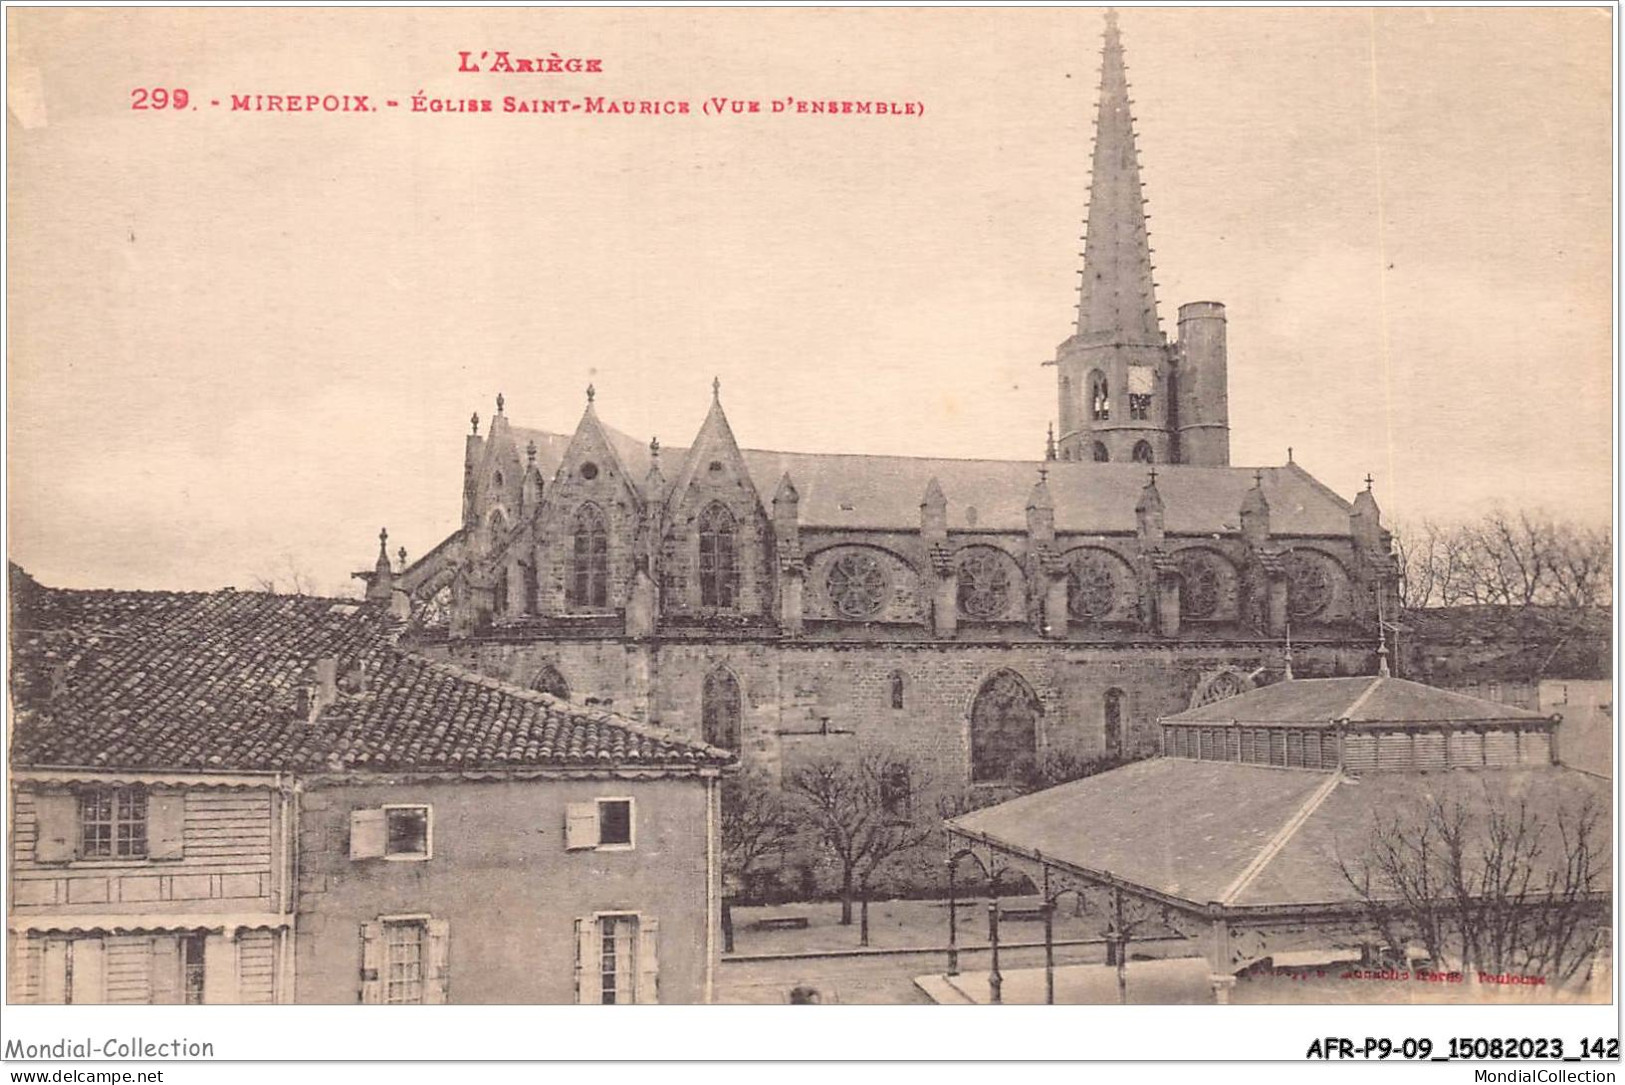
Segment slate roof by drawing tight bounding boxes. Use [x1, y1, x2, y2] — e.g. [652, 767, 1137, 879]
[1162, 675, 1555, 727]
[949, 758, 1610, 911]
[510, 422, 1356, 537]
[9, 574, 734, 774]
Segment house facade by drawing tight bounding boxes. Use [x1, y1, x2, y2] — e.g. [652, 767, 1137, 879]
[7, 571, 731, 1004]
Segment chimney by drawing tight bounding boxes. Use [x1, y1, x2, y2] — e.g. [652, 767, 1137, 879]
[313, 657, 339, 717]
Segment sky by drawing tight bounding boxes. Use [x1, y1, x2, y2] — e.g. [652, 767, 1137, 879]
[7, 6, 1614, 595]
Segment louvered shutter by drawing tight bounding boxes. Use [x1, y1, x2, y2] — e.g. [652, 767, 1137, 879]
[201, 934, 236, 1004]
[40, 941, 68, 1004]
[425, 919, 450, 1004]
[359, 922, 383, 1004]
[349, 809, 386, 860]
[147, 791, 186, 860]
[33, 792, 78, 863]
[149, 936, 182, 1005]
[635, 917, 660, 1005]
[574, 917, 599, 1004]
[564, 803, 599, 850]
[73, 939, 106, 1005]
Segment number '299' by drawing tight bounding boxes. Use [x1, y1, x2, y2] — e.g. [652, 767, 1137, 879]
[131, 88, 189, 110]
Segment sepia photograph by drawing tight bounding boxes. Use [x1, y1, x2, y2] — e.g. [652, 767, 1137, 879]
[2, 2, 1617, 1067]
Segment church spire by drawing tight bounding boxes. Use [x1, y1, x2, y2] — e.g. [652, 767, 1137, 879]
[1077, 10, 1161, 345]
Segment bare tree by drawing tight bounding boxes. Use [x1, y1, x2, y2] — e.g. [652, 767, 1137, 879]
[1338, 785, 1607, 986]
[785, 750, 935, 944]
[249, 553, 319, 595]
[719, 770, 796, 953]
[1397, 511, 1611, 614]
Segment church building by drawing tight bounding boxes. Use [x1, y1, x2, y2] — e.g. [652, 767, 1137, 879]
[377, 12, 1401, 796]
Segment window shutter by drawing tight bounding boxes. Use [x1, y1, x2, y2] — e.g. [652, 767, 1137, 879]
[33, 792, 78, 863]
[573, 917, 599, 1004]
[201, 934, 236, 1004]
[147, 791, 186, 860]
[635, 917, 660, 1005]
[73, 939, 106, 1005]
[349, 809, 386, 860]
[149, 936, 182, 1005]
[41, 941, 68, 1004]
[425, 919, 450, 1005]
[564, 803, 599, 851]
[359, 922, 383, 1004]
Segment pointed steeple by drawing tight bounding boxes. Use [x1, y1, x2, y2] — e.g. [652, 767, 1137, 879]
[1077, 10, 1161, 345]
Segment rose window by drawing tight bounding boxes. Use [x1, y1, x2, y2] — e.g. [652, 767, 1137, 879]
[1067, 552, 1119, 621]
[1285, 551, 1333, 619]
[956, 550, 1012, 620]
[1196, 671, 1246, 706]
[826, 551, 888, 619]
[1177, 552, 1222, 619]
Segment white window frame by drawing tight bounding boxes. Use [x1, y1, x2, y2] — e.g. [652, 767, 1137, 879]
[594, 797, 636, 851]
[378, 914, 431, 1005]
[381, 804, 433, 862]
[591, 911, 641, 1005]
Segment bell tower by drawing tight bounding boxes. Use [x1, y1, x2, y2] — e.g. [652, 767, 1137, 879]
[1052, 11, 1230, 467]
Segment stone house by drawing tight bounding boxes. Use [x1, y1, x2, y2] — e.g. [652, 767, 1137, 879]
[7, 571, 732, 1004]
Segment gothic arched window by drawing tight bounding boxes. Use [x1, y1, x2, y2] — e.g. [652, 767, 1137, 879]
[569, 503, 609, 609]
[1104, 688, 1125, 759]
[697, 503, 739, 609]
[1284, 550, 1334, 620]
[1177, 550, 1224, 620]
[1067, 550, 1123, 621]
[1132, 440, 1155, 464]
[889, 672, 906, 710]
[969, 670, 1041, 785]
[1089, 371, 1110, 421]
[826, 550, 888, 620]
[1092, 442, 1110, 463]
[488, 508, 508, 538]
[702, 668, 742, 751]
[531, 664, 570, 701]
[956, 548, 1014, 620]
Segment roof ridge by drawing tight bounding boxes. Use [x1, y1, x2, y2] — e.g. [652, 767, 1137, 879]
[408, 651, 734, 761]
[1218, 770, 1343, 906]
[1338, 675, 1384, 721]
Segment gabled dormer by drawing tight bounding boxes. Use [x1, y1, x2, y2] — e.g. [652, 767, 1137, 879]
[661, 380, 772, 618]
[533, 386, 646, 615]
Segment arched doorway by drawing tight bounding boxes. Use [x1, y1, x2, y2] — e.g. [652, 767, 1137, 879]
[969, 670, 1041, 784]
[531, 664, 570, 701]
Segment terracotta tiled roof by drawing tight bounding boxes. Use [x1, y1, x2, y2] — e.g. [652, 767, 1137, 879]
[950, 758, 1610, 910]
[9, 577, 733, 773]
[510, 423, 1356, 536]
[1162, 675, 1555, 727]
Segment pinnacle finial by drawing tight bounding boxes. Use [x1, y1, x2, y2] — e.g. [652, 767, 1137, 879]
[526, 440, 537, 465]
[650, 435, 660, 457]
[470, 411, 480, 436]
[1377, 639, 1391, 677]
[398, 546, 407, 571]
[1147, 467, 1158, 487]
[376, 527, 389, 562]
[1364, 473, 1374, 492]
[496, 392, 505, 415]
[1287, 446, 1294, 463]
[1254, 469, 1264, 486]
[586, 383, 596, 404]
[1038, 463, 1049, 484]
[1045, 423, 1057, 461]
[712, 375, 721, 401]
